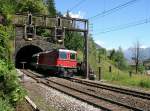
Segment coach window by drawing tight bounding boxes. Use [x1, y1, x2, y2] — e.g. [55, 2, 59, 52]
[70, 53, 76, 60]
[59, 52, 67, 59]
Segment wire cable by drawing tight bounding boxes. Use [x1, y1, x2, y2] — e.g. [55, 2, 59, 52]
[68, 0, 87, 12]
[88, 0, 140, 20]
[93, 18, 150, 35]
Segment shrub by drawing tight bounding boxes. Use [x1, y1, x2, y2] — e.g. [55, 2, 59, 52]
[0, 60, 26, 106]
[0, 98, 14, 111]
[138, 79, 150, 88]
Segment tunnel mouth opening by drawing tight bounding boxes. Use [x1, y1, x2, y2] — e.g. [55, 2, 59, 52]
[15, 45, 43, 69]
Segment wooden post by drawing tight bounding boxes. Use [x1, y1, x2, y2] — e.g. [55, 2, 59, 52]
[109, 66, 112, 73]
[129, 71, 132, 77]
[98, 67, 101, 81]
[98, 54, 101, 63]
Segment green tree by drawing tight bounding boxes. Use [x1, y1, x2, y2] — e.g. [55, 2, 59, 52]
[131, 41, 142, 73]
[16, 0, 48, 14]
[98, 48, 106, 55]
[97, 48, 106, 62]
[109, 49, 116, 60]
[65, 32, 84, 51]
[46, 0, 56, 16]
[0, 0, 17, 24]
[114, 47, 128, 70]
[138, 64, 145, 74]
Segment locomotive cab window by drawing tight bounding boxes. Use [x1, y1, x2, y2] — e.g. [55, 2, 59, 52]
[70, 53, 76, 60]
[59, 52, 67, 59]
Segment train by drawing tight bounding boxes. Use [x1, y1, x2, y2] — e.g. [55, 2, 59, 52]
[30, 49, 78, 77]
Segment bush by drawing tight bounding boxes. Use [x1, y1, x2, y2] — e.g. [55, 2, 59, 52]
[0, 25, 10, 60]
[138, 64, 145, 74]
[0, 60, 26, 106]
[138, 79, 150, 88]
[0, 98, 14, 111]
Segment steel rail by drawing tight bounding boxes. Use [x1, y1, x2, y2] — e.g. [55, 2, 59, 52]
[22, 70, 143, 111]
[22, 70, 111, 111]
[70, 78, 150, 100]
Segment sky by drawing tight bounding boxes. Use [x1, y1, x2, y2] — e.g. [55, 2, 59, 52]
[55, 0, 150, 50]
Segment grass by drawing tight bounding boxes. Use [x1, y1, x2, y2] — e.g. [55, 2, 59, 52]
[102, 71, 150, 88]
[94, 58, 150, 89]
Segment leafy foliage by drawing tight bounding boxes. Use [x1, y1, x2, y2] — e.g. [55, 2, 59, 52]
[16, 0, 48, 14]
[109, 49, 116, 60]
[88, 37, 97, 70]
[0, 0, 17, 25]
[108, 47, 128, 70]
[0, 25, 25, 110]
[65, 32, 84, 51]
[46, 0, 56, 16]
[0, 0, 16, 15]
[0, 25, 10, 61]
[137, 64, 145, 74]
[0, 0, 57, 110]
[0, 60, 25, 105]
[0, 98, 14, 111]
[0, 25, 25, 107]
[114, 47, 128, 70]
[0, 0, 52, 16]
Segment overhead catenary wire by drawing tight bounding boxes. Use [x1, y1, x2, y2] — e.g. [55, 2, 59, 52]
[68, 0, 87, 12]
[88, 0, 140, 20]
[93, 18, 150, 35]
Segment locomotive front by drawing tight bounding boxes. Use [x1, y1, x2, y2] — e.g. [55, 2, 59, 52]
[30, 49, 77, 77]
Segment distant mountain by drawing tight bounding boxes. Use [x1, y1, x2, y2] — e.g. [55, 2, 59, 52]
[124, 47, 150, 61]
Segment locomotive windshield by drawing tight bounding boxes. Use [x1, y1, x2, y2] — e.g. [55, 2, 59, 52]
[70, 53, 76, 60]
[59, 52, 67, 59]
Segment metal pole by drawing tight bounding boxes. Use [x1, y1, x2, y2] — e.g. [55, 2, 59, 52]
[20, 62, 26, 82]
[85, 20, 89, 79]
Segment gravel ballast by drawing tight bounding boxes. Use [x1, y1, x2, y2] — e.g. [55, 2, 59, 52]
[17, 70, 102, 111]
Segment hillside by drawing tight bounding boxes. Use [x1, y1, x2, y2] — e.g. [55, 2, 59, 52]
[86, 37, 127, 80]
[124, 47, 150, 61]
[89, 45, 127, 80]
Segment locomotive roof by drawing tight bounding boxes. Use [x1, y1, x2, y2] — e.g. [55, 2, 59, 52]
[32, 49, 76, 57]
[59, 49, 77, 53]
[43, 49, 76, 53]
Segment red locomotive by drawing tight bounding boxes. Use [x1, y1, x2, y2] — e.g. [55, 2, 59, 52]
[30, 49, 77, 77]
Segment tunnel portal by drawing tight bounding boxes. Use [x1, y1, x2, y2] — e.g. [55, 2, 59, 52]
[15, 45, 43, 68]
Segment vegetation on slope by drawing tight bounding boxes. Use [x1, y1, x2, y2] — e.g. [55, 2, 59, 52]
[0, 25, 25, 110]
[0, 0, 57, 110]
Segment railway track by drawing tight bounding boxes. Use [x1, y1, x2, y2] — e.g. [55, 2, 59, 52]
[21, 70, 150, 111]
[69, 77, 150, 100]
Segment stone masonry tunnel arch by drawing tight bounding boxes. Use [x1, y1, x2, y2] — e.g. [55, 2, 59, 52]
[15, 45, 43, 68]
